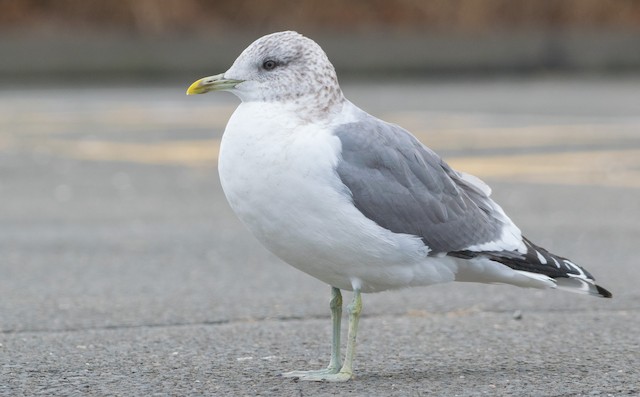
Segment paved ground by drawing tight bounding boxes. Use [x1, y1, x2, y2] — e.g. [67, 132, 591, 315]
[1, 78, 639, 396]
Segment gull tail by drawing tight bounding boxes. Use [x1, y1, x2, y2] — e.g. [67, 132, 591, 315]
[451, 237, 612, 298]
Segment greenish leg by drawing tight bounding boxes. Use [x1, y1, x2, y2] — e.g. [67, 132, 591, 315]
[281, 286, 343, 378]
[282, 287, 362, 382]
[333, 287, 361, 381]
[326, 286, 343, 372]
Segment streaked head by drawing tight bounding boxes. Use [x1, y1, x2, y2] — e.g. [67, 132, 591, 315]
[187, 31, 344, 112]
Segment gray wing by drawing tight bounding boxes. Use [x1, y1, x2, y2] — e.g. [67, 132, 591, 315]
[334, 113, 506, 254]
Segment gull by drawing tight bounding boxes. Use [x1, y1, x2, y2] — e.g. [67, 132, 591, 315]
[186, 31, 611, 382]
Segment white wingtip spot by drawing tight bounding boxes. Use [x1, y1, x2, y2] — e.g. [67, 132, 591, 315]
[556, 276, 602, 297]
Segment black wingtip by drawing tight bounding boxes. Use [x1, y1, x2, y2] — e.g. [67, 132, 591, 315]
[596, 284, 613, 298]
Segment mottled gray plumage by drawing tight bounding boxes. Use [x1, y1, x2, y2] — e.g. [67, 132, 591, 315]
[335, 109, 505, 255]
[222, 31, 343, 117]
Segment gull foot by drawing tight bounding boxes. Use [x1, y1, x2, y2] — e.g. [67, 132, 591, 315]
[281, 368, 352, 382]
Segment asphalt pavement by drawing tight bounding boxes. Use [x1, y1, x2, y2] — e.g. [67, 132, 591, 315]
[1, 78, 639, 396]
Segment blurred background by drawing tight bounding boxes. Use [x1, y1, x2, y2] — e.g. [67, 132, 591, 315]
[2, 0, 640, 329]
[1, 0, 640, 82]
[2, 3, 640, 395]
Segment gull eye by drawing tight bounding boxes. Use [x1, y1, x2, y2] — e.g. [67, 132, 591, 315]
[262, 60, 277, 71]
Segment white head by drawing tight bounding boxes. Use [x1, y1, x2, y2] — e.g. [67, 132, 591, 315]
[187, 31, 344, 116]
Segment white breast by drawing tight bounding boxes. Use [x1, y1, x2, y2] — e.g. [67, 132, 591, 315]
[218, 101, 456, 292]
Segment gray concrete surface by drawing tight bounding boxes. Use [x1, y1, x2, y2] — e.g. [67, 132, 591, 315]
[1, 78, 639, 396]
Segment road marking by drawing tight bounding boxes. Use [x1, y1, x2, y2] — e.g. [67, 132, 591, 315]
[20, 137, 640, 189]
[448, 149, 640, 189]
[39, 139, 220, 166]
[3, 105, 638, 188]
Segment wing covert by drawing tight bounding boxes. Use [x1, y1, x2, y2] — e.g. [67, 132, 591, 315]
[334, 113, 512, 254]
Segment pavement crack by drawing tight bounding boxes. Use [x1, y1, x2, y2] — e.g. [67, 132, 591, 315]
[2, 308, 635, 335]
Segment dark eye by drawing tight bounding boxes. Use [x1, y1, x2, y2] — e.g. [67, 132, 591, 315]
[262, 60, 277, 71]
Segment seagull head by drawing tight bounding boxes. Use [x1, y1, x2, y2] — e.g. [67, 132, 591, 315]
[187, 31, 344, 113]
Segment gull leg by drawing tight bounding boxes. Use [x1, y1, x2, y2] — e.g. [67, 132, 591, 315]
[332, 287, 362, 381]
[327, 286, 343, 372]
[282, 286, 343, 378]
[283, 288, 362, 382]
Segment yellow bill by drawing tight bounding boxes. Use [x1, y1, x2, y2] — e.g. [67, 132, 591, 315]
[186, 73, 244, 95]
